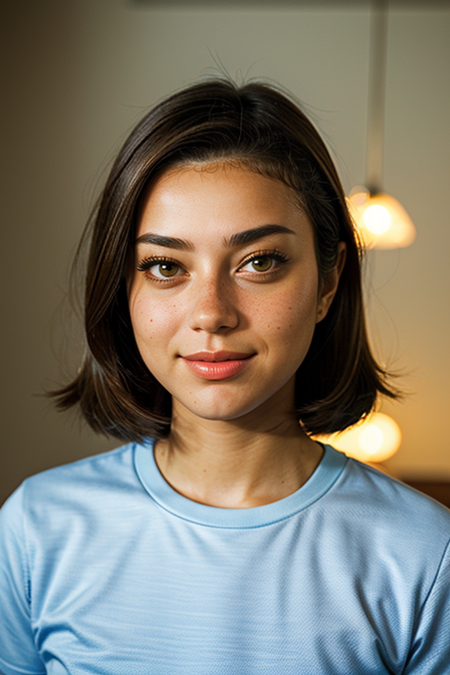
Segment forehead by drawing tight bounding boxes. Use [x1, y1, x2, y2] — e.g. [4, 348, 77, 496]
[137, 162, 311, 242]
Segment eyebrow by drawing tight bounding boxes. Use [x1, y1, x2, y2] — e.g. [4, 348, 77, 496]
[227, 225, 296, 247]
[135, 225, 296, 250]
[134, 233, 194, 251]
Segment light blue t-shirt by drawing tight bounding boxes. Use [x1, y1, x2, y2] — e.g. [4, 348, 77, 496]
[1, 441, 449, 674]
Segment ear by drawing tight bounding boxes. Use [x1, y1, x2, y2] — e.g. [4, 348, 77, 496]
[316, 242, 346, 323]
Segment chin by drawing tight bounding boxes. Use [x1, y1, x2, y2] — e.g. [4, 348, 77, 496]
[182, 403, 252, 423]
[173, 389, 283, 425]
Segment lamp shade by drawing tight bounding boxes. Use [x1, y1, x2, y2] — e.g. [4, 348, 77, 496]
[313, 412, 402, 463]
[348, 190, 416, 249]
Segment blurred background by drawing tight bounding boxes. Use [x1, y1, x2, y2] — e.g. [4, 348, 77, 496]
[2, 0, 449, 505]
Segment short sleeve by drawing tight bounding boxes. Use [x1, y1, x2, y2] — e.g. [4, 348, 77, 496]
[0, 485, 46, 674]
[403, 539, 450, 674]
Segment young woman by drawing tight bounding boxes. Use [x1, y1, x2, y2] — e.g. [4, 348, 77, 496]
[1, 80, 449, 674]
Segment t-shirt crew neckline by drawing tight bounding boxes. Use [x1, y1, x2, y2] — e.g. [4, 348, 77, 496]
[134, 440, 347, 529]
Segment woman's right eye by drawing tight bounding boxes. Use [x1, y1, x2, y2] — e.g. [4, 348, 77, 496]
[137, 258, 185, 280]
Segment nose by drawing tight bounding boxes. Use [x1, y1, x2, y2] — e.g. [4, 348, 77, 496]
[188, 278, 239, 333]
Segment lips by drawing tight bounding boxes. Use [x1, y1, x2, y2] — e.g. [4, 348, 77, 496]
[181, 351, 255, 380]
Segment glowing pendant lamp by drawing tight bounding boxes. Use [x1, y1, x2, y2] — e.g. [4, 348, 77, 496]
[315, 412, 402, 464]
[349, 0, 416, 249]
[348, 187, 416, 249]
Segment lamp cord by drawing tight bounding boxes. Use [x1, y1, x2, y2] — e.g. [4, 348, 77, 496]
[366, 0, 388, 195]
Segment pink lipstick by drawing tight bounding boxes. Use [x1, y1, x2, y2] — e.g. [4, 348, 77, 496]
[181, 351, 254, 381]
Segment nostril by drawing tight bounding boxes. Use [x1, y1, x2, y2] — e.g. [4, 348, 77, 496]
[188, 286, 239, 333]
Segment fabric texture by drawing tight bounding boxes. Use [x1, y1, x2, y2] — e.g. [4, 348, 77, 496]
[1, 440, 450, 674]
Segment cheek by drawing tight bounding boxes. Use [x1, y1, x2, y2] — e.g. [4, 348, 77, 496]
[247, 281, 319, 342]
[129, 293, 181, 351]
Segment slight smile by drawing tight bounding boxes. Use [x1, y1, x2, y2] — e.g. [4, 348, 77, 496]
[181, 351, 255, 381]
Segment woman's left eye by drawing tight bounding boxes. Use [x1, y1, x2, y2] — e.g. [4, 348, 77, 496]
[151, 262, 182, 278]
[239, 251, 288, 275]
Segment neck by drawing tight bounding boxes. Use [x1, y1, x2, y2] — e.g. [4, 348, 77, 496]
[154, 402, 323, 509]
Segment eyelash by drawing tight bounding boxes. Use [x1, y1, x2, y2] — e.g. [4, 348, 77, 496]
[238, 249, 289, 275]
[137, 256, 183, 279]
[136, 250, 289, 283]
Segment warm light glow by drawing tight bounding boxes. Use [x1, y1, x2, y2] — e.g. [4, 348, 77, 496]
[359, 423, 384, 455]
[362, 204, 391, 234]
[313, 412, 402, 463]
[348, 190, 416, 249]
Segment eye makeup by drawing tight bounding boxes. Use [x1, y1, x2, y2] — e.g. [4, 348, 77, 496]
[137, 255, 186, 282]
[237, 249, 289, 276]
[136, 248, 290, 284]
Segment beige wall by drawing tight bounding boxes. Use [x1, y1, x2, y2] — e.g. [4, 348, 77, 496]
[2, 0, 450, 504]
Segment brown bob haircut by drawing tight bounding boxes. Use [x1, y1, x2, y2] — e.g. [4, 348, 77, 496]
[54, 78, 397, 442]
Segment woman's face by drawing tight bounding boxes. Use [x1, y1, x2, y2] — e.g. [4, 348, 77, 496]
[128, 163, 341, 425]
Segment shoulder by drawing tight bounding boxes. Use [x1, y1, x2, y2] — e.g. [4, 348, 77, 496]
[24, 442, 135, 493]
[0, 443, 143, 528]
[0, 442, 158, 581]
[341, 456, 450, 521]
[327, 451, 450, 557]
